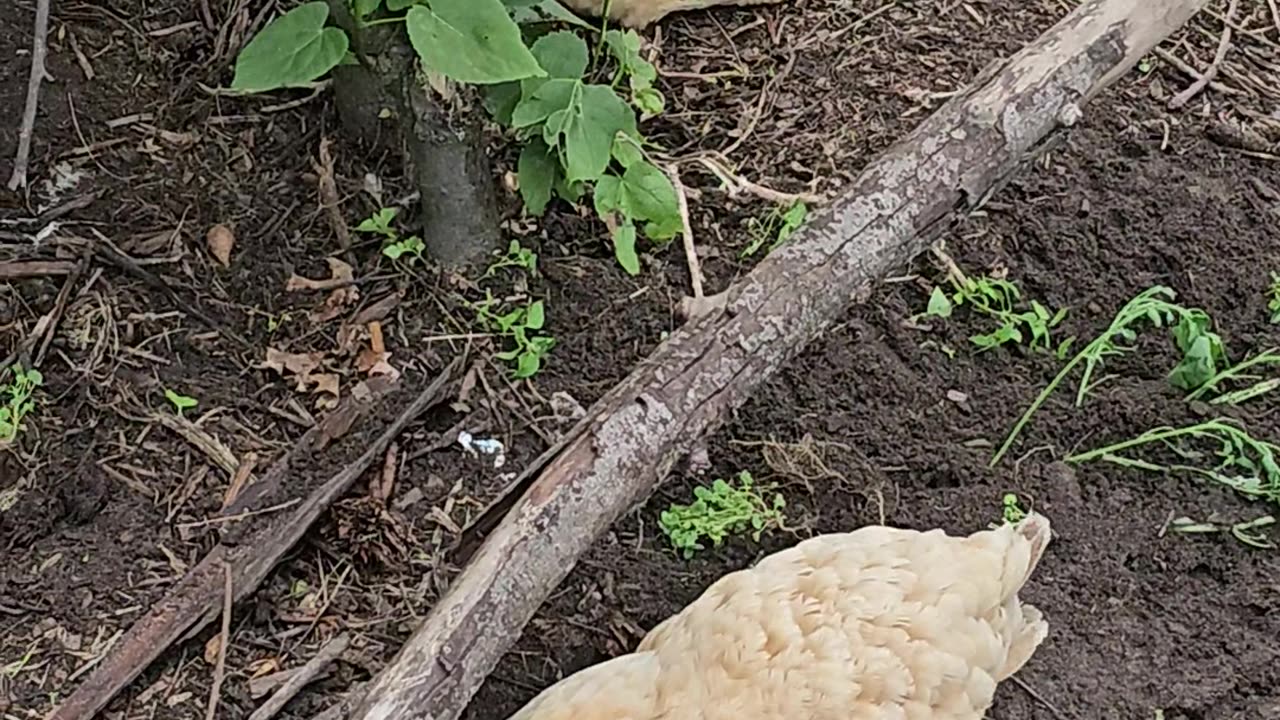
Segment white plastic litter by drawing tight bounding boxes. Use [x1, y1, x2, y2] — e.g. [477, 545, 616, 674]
[457, 430, 506, 469]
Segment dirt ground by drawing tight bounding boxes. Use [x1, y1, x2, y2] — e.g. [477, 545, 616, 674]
[3, 0, 1280, 719]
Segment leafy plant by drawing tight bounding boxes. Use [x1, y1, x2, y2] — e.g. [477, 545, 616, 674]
[233, 1, 680, 276]
[164, 389, 198, 415]
[1068, 418, 1280, 546]
[1000, 492, 1028, 525]
[1268, 272, 1280, 324]
[485, 239, 539, 277]
[1169, 514, 1275, 549]
[355, 207, 426, 263]
[0, 366, 43, 444]
[923, 272, 1068, 353]
[741, 201, 807, 258]
[1184, 347, 1280, 405]
[658, 470, 786, 559]
[992, 286, 1228, 466]
[472, 294, 555, 378]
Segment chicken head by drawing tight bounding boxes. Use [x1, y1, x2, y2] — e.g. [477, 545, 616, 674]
[559, 0, 791, 29]
[505, 513, 1053, 720]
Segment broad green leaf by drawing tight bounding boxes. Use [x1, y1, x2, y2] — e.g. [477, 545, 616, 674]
[611, 135, 643, 168]
[525, 300, 545, 329]
[511, 0, 596, 28]
[559, 84, 635, 183]
[518, 138, 558, 215]
[529, 31, 588, 79]
[353, 0, 383, 18]
[633, 87, 665, 117]
[618, 161, 680, 239]
[483, 82, 522, 125]
[515, 350, 542, 378]
[231, 2, 349, 93]
[512, 78, 577, 128]
[387, 0, 419, 9]
[405, 0, 545, 85]
[612, 223, 640, 275]
[927, 287, 952, 318]
[592, 174, 622, 216]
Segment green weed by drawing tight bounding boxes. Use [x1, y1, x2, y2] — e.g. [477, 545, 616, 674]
[471, 293, 556, 378]
[923, 272, 1068, 353]
[485, 239, 539, 278]
[741, 201, 807, 258]
[658, 470, 786, 559]
[164, 389, 198, 415]
[1001, 492, 1028, 524]
[1184, 348, 1280, 405]
[992, 286, 1228, 466]
[0, 366, 42, 444]
[354, 207, 425, 263]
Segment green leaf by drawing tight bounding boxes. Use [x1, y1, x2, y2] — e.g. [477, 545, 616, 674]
[529, 31, 588, 79]
[617, 161, 680, 240]
[592, 174, 622, 216]
[483, 82, 522, 125]
[612, 223, 640, 275]
[356, 207, 397, 235]
[231, 2, 349, 93]
[927, 287, 952, 318]
[405, 0, 545, 85]
[164, 389, 198, 413]
[511, 78, 577, 128]
[518, 138, 558, 215]
[611, 135, 643, 168]
[556, 84, 635, 183]
[387, 0, 419, 9]
[353, 0, 383, 18]
[515, 350, 542, 378]
[525, 300, 546, 330]
[511, 0, 596, 28]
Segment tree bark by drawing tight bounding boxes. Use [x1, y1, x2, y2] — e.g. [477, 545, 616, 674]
[337, 1, 1208, 719]
[330, 3, 502, 268]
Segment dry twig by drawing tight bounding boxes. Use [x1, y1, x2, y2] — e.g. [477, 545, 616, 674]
[249, 634, 351, 720]
[7, 0, 52, 190]
[665, 164, 704, 300]
[1169, 0, 1240, 109]
[204, 563, 233, 720]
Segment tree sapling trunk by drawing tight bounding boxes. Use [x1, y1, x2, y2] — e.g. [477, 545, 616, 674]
[329, 1, 503, 269]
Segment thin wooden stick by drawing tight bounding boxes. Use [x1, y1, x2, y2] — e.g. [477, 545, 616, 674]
[7, 0, 52, 190]
[666, 164, 704, 300]
[248, 634, 351, 720]
[1169, 0, 1239, 109]
[204, 563, 233, 720]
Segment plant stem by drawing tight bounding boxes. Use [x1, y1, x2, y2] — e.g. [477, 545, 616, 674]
[1065, 422, 1221, 464]
[990, 350, 1087, 467]
[1185, 347, 1280, 401]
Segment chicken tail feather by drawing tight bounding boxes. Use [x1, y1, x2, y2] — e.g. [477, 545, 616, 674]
[996, 602, 1048, 681]
[1014, 512, 1052, 579]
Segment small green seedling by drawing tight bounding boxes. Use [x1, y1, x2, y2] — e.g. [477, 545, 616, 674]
[1001, 493, 1028, 524]
[923, 272, 1068, 353]
[355, 207, 425, 263]
[164, 389, 198, 415]
[1267, 272, 1280, 324]
[658, 470, 786, 559]
[472, 294, 556, 378]
[992, 286, 1228, 466]
[1170, 515, 1275, 549]
[485, 239, 538, 278]
[0, 366, 43, 444]
[742, 201, 807, 258]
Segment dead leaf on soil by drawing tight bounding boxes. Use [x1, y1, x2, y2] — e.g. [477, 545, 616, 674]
[262, 347, 325, 391]
[204, 633, 223, 665]
[286, 257, 360, 323]
[206, 224, 235, 267]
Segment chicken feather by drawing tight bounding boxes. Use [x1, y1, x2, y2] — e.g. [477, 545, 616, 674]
[506, 513, 1051, 720]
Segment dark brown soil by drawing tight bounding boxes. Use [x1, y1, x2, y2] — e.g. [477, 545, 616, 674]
[3, 0, 1279, 719]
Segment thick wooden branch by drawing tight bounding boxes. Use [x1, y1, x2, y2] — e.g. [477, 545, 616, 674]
[340, 2, 1208, 718]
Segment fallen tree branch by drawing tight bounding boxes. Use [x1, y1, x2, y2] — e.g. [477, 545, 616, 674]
[47, 358, 461, 720]
[248, 634, 351, 720]
[335, 2, 1209, 719]
[1168, 0, 1238, 109]
[7, 0, 51, 191]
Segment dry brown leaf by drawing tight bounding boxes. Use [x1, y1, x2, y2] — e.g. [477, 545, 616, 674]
[206, 224, 234, 267]
[262, 347, 325, 390]
[312, 372, 340, 398]
[286, 256, 355, 291]
[204, 633, 223, 665]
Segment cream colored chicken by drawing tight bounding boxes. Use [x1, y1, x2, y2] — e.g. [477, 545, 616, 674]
[506, 513, 1053, 720]
[561, 0, 790, 29]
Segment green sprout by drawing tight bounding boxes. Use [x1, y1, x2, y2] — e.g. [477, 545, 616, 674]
[164, 389, 198, 415]
[355, 207, 425, 263]
[658, 470, 786, 559]
[472, 294, 556, 378]
[485, 240, 539, 278]
[1001, 493, 1028, 525]
[922, 269, 1068, 353]
[1268, 272, 1280, 324]
[742, 201, 807, 258]
[0, 366, 43, 444]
